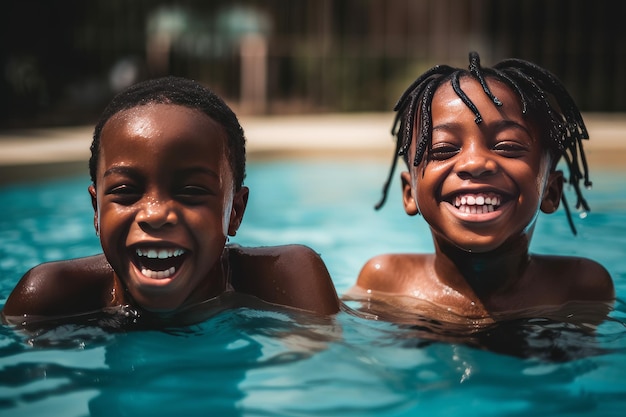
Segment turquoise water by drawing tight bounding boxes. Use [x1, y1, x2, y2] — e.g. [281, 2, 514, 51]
[1, 160, 625, 416]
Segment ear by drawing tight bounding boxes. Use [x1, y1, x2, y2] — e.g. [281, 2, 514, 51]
[401, 171, 419, 216]
[88, 184, 100, 236]
[228, 186, 249, 236]
[540, 170, 564, 214]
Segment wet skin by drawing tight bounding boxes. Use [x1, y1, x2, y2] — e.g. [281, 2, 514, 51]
[3, 103, 340, 324]
[89, 103, 247, 312]
[353, 76, 613, 319]
[402, 77, 560, 255]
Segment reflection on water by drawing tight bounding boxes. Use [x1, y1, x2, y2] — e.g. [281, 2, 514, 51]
[1, 306, 342, 417]
[343, 294, 625, 362]
[1, 296, 626, 416]
[1, 162, 626, 416]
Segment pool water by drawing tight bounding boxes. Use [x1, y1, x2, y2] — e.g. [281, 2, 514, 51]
[1, 159, 625, 416]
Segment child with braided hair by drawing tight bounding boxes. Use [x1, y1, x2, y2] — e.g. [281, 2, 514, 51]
[350, 52, 614, 323]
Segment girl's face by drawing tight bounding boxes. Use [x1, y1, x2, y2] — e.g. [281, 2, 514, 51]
[89, 103, 248, 312]
[402, 76, 563, 253]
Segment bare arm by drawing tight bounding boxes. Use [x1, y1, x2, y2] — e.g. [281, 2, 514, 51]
[229, 245, 340, 315]
[2, 254, 114, 325]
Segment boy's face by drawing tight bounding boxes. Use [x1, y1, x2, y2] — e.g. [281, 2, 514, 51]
[402, 76, 562, 253]
[89, 103, 248, 312]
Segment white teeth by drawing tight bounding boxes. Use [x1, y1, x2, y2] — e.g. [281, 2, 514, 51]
[457, 205, 495, 214]
[140, 266, 176, 279]
[453, 193, 501, 213]
[134, 248, 184, 279]
[135, 248, 185, 259]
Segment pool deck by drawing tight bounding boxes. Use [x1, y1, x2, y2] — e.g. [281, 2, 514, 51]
[0, 112, 624, 183]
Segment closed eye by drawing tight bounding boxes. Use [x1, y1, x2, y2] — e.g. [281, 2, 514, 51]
[106, 184, 141, 204]
[493, 141, 529, 158]
[428, 143, 460, 161]
[176, 186, 214, 204]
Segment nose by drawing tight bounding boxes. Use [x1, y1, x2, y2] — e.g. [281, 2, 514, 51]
[136, 197, 178, 229]
[455, 144, 498, 180]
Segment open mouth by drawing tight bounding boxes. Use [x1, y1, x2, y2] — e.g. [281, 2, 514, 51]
[452, 192, 503, 214]
[132, 247, 188, 279]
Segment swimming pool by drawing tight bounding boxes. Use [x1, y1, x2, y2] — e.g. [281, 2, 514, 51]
[1, 159, 625, 416]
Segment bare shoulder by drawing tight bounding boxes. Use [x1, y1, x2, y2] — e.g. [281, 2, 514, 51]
[533, 254, 614, 302]
[565, 257, 614, 301]
[2, 254, 114, 324]
[228, 244, 340, 315]
[356, 254, 397, 291]
[356, 253, 430, 293]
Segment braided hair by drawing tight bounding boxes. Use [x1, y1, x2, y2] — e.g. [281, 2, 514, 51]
[89, 76, 246, 190]
[376, 51, 591, 235]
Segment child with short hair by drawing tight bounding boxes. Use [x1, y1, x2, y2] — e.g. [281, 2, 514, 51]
[349, 52, 614, 322]
[3, 77, 340, 326]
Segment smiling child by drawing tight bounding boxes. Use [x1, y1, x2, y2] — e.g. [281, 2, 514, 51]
[3, 77, 339, 326]
[349, 52, 614, 322]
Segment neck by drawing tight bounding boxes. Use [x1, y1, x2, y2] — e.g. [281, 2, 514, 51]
[432, 237, 531, 303]
[174, 248, 231, 314]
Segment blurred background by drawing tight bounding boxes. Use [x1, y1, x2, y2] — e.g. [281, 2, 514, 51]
[1, 0, 624, 129]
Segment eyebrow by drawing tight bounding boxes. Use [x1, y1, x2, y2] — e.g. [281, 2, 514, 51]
[103, 166, 138, 178]
[489, 119, 533, 136]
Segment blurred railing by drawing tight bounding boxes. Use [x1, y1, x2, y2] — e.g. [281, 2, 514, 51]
[1, 0, 624, 128]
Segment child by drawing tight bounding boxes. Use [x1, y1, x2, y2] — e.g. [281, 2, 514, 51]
[349, 52, 614, 321]
[3, 76, 340, 326]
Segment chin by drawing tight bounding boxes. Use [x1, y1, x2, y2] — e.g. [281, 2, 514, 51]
[457, 235, 528, 255]
[451, 236, 506, 254]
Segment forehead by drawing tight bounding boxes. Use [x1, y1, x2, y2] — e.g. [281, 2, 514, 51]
[428, 75, 542, 139]
[432, 75, 524, 118]
[100, 103, 227, 153]
[96, 103, 232, 182]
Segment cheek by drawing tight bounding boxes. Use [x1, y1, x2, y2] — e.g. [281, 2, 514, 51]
[415, 162, 446, 197]
[219, 186, 236, 231]
[414, 178, 440, 216]
[186, 204, 229, 239]
[221, 200, 233, 234]
[97, 203, 133, 236]
[515, 161, 549, 198]
[536, 156, 554, 192]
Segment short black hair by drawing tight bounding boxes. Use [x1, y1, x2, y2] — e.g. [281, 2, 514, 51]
[89, 76, 246, 190]
[377, 51, 591, 235]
